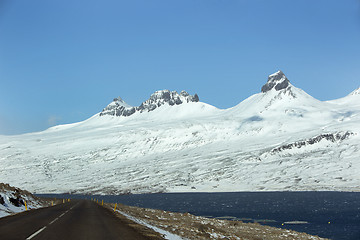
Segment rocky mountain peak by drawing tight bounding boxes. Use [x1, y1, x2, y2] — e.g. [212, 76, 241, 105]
[100, 96, 134, 117]
[112, 97, 132, 108]
[141, 90, 199, 108]
[100, 90, 199, 117]
[261, 70, 290, 93]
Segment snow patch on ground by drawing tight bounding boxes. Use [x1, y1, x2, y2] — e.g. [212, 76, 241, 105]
[0, 183, 48, 218]
[115, 209, 184, 240]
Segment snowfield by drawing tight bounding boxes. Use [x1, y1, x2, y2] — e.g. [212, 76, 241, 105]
[0, 71, 359, 194]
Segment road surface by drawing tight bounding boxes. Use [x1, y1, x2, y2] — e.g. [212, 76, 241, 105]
[0, 200, 159, 240]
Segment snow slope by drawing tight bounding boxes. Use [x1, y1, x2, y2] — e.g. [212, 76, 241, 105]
[0, 71, 359, 194]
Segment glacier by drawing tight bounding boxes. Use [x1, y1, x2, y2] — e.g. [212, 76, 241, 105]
[0, 71, 359, 194]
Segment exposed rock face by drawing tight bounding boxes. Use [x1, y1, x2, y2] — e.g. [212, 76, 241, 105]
[9, 196, 24, 207]
[100, 90, 199, 117]
[138, 90, 199, 112]
[271, 131, 354, 153]
[261, 70, 290, 93]
[100, 97, 135, 117]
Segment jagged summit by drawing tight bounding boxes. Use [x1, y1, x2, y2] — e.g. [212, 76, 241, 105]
[139, 90, 199, 111]
[99, 97, 134, 117]
[112, 97, 132, 108]
[100, 90, 199, 117]
[261, 70, 290, 93]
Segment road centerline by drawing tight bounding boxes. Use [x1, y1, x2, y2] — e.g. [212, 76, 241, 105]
[49, 217, 59, 225]
[26, 226, 47, 240]
[25, 202, 78, 239]
[2, 200, 153, 240]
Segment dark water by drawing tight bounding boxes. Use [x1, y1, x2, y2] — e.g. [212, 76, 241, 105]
[37, 192, 360, 240]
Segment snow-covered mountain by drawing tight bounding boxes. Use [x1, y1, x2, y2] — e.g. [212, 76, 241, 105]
[0, 71, 359, 194]
[99, 90, 199, 117]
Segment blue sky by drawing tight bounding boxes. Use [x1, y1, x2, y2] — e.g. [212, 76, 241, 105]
[0, 0, 359, 135]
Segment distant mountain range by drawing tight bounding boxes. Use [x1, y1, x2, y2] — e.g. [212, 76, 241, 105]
[100, 90, 199, 117]
[0, 71, 359, 194]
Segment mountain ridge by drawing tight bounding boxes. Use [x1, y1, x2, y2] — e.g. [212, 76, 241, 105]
[0, 70, 359, 194]
[100, 90, 199, 117]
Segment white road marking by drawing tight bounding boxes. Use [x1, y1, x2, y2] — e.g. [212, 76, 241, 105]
[25, 201, 80, 239]
[26, 226, 47, 240]
[49, 217, 59, 225]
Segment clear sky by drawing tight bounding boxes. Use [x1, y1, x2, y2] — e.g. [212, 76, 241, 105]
[0, 0, 359, 135]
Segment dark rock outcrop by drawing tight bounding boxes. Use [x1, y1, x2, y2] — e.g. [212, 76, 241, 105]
[9, 196, 24, 207]
[271, 131, 354, 153]
[137, 90, 199, 112]
[99, 97, 135, 117]
[100, 90, 199, 117]
[261, 70, 290, 93]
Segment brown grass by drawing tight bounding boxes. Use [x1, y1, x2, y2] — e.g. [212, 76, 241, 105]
[104, 203, 328, 240]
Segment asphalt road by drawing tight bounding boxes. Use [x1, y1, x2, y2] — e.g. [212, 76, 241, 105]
[0, 200, 156, 240]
